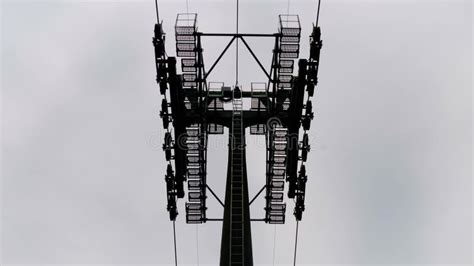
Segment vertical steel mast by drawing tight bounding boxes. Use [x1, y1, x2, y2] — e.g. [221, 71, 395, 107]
[153, 8, 323, 265]
[218, 89, 254, 264]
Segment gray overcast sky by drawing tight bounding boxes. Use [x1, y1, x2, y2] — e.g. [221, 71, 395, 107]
[1, 0, 472, 265]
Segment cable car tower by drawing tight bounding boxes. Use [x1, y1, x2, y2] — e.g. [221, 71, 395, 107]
[153, 1, 323, 264]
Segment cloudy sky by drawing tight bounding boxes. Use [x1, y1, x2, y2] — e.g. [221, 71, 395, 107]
[1, 0, 472, 265]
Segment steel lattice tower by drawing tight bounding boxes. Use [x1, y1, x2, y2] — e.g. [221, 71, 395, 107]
[153, 11, 322, 265]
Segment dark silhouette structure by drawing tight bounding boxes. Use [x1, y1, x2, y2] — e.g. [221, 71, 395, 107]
[153, 10, 322, 265]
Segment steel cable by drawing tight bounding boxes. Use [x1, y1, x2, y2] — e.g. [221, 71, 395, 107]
[316, 0, 322, 27]
[293, 221, 299, 266]
[173, 221, 178, 266]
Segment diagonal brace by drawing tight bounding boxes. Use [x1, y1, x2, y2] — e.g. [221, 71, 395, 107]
[204, 36, 237, 80]
[239, 37, 272, 81]
[249, 185, 266, 205]
[206, 184, 224, 207]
